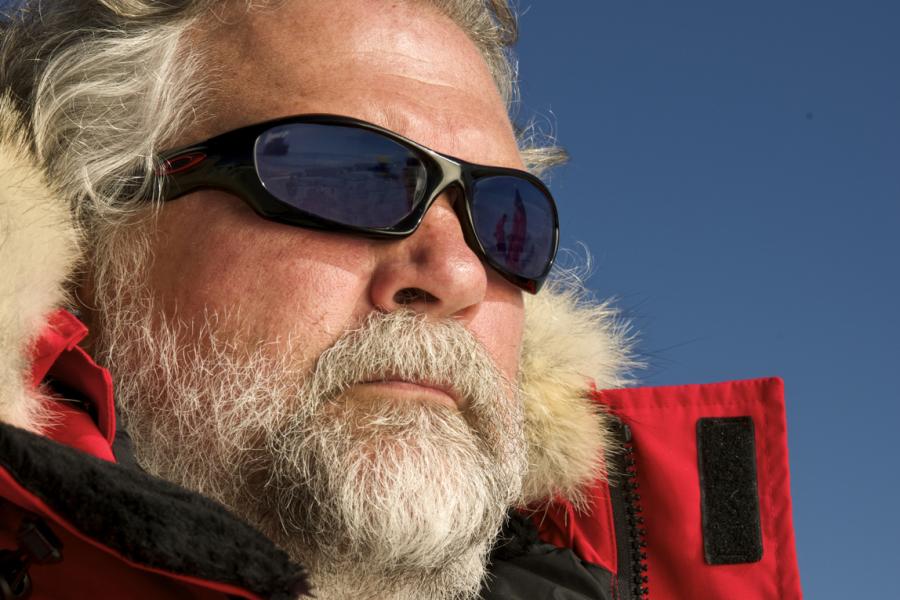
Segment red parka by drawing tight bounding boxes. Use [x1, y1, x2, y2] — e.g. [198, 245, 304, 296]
[0, 309, 801, 599]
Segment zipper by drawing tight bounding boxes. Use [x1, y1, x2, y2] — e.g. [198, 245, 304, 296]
[609, 417, 649, 600]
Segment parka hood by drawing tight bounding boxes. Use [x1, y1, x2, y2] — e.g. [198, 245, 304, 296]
[0, 100, 636, 505]
[0, 97, 79, 433]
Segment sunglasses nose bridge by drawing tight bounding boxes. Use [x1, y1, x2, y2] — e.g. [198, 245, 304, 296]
[422, 153, 469, 222]
[419, 158, 494, 283]
[425, 150, 475, 214]
[429, 153, 464, 200]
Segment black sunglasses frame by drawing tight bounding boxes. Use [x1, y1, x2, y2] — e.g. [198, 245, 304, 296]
[157, 114, 559, 293]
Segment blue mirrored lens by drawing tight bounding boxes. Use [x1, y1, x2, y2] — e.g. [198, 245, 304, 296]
[254, 123, 427, 228]
[470, 176, 556, 280]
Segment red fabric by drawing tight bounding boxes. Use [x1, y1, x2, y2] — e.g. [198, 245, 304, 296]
[0, 468, 263, 600]
[529, 477, 618, 576]
[30, 309, 116, 448]
[535, 378, 802, 599]
[42, 400, 115, 462]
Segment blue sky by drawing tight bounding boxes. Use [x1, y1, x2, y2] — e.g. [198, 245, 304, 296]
[514, 1, 899, 597]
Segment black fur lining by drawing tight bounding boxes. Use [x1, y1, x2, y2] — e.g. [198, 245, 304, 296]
[0, 423, 308, 599]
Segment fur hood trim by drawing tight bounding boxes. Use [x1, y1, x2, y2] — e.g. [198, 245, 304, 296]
[0, 97, 79, 432]
[0, 103, 635, 504]
[520, 282, 636, 505]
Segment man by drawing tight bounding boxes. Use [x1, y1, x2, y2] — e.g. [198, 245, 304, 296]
[0, 1, 801, 599]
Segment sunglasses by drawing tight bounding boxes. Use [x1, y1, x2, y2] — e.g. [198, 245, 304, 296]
[157, 114, 559, 293]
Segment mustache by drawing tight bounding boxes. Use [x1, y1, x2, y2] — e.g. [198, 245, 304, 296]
[302, 309, 515, 414]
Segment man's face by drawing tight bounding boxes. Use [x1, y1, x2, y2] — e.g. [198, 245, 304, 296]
[146, 0, 526, 388]
[93, 2, 530, 598]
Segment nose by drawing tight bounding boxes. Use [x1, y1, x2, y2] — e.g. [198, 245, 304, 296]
[368, 189, 488, 321]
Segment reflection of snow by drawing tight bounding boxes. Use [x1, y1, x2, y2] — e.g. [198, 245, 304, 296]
[259, 158, 424, 227]
[256, 125, 426, 226]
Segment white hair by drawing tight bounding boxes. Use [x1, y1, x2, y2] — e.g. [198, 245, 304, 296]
[0, 0, 566, 243]
[93, 256, 527, 598]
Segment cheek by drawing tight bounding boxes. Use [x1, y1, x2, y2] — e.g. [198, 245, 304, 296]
[468, 279, 525, 383]
[146, 193, 375, 359]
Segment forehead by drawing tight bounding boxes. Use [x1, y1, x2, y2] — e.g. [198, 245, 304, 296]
[189, 0, 522, 169]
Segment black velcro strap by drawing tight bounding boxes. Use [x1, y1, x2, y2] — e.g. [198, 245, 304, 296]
[697, 417, 763, 565]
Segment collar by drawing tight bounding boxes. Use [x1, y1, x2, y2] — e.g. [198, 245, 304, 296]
[29, 309, 116, 456]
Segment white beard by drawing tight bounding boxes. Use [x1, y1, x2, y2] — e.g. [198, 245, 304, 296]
[92, 278, 526, 600]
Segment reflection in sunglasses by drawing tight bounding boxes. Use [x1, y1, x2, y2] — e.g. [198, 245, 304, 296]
[492, 191, 528, 269]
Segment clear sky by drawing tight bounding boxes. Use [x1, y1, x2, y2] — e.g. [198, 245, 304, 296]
[514, 1, 899, 597]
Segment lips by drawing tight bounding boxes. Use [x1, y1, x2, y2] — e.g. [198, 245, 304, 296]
[358, 377, 463, 409]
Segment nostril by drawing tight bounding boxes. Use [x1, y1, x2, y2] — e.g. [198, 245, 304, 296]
[393, 287, 438, 305]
